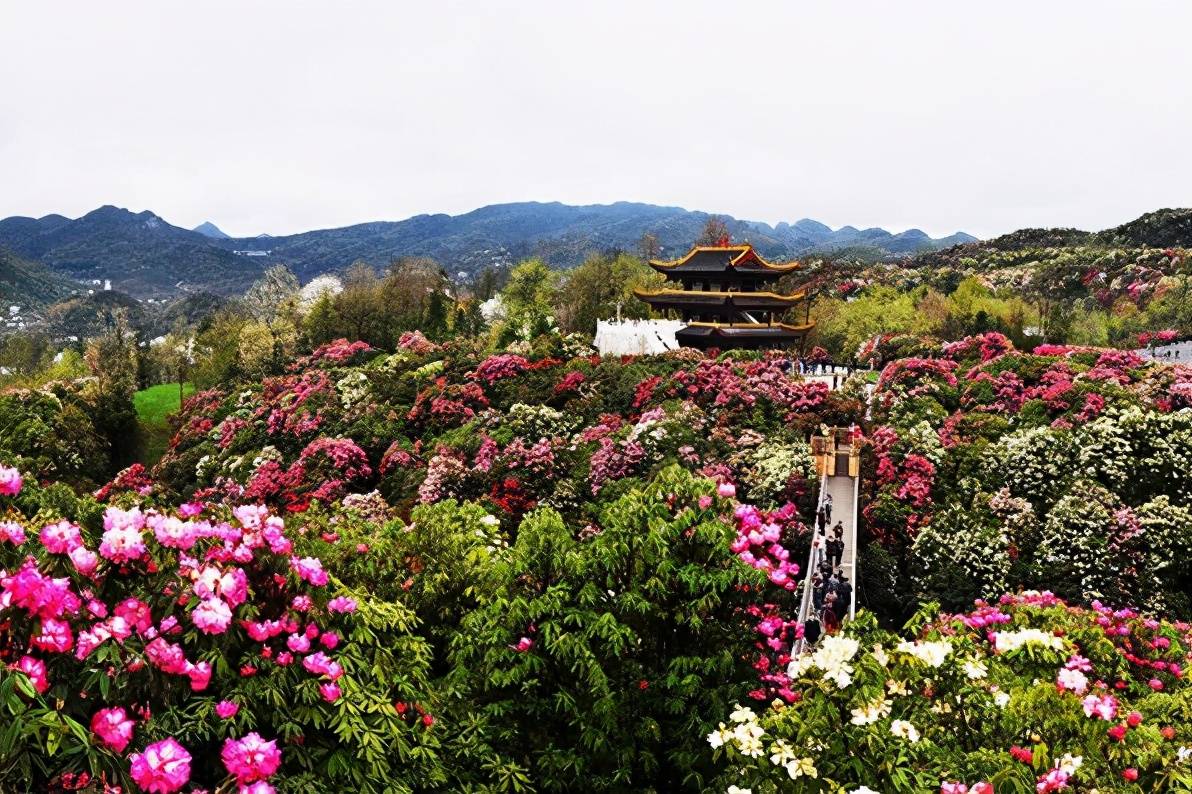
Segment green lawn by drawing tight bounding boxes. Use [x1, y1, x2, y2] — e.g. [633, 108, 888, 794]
[135, 382, 194, 467]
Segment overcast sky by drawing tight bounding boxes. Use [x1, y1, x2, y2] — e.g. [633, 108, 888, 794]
[2, 1, 1190, 239]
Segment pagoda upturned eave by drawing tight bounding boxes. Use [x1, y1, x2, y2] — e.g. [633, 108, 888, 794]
[633, 287, 808, 312]
[647, 244, 801, 274]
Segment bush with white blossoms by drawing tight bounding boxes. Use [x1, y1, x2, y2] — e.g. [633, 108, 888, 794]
[708, 592, 1192, 792]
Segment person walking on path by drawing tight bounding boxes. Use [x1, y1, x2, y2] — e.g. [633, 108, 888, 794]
[822, 593, 841, 634]
[827, 536, 844, 569]
[823, 493, 833, 525]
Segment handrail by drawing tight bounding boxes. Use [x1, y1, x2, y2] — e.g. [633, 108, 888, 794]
[793, 473, 829, 655]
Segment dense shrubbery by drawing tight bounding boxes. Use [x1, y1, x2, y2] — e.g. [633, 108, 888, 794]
[6, 328, 1192, 791]
[863, 333, 1192, 621]
[709, 593, 1192, 792]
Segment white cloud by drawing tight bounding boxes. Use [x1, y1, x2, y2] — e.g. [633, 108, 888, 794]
[1, 0, 1189, 239]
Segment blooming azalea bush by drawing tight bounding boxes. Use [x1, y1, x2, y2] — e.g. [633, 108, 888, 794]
[0, 471, 443, 792]
[709, 593, 1192, 792]
[861, 333, 1192, 620]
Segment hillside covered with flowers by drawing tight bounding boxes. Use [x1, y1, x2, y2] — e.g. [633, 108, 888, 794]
[3, 328, 1192, 792]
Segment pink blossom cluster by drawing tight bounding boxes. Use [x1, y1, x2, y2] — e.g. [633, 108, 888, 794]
[397, 330, 440, 354]
[588, 436, 647, 495]
[307, 338, 374, 364]
[258, 371, 333, 437]
[941, 782, 992, 794]
[222, 731, 282, 785]
[0, 464, 23, 496]
[471, 353, 531, 384]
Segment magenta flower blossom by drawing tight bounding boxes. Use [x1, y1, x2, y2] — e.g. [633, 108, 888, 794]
[192, 598, 233, 635]
[91, 706, 136, 753]
[13, 654, 49, 693]
[0, 520, 26, 545]
[221, 732, 282, 784]
[326, 596, 357, 614]
[0, 464, 22, 495]
[40, 520, 83, 554]
[289, 556, 329, 586]
[68, 545, 99, 576]
[186, 660, 212, 691]
[99, 524, 147, 563]
[129, 737, 192, 793]
[319, 682, 342, 702]
[215, 700, 240, 719]
[717, 482, 737, 498]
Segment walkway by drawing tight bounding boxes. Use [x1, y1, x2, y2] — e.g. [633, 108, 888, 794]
[793, 435, 860, 654]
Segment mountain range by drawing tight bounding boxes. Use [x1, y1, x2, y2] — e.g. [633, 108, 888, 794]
[0, 201, 976, 299]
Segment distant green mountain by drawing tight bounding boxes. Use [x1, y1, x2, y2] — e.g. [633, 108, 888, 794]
[0, 206, 265, 299]
[192, 221, 230, 239]
[0, 246, 81, 311]
[0, 202, 975, 297]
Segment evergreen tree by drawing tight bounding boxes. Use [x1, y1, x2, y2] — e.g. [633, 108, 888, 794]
[304, 291, 341, 347]
[423, 290, 448, 339]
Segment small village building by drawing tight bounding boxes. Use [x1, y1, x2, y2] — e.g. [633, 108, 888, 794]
[633, 241, 813, 349]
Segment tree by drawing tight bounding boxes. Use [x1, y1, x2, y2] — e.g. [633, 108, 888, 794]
[335, 263, 387, 345]
[423, 291, 449, 340]
[637, 232, 661, 260]
[696, 216, 730, 246]
[83, 311, 140, 470]
[304, 291, 341, 347]
[472, 267, 505, 302]
[237, 321, 275, 377]
[243, 265, 300, 321]
[554, 253, 663, 335]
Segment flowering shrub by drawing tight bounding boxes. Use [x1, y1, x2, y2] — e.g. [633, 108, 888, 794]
[709, 593, 1192, 792]
[0, 473, 441, 791]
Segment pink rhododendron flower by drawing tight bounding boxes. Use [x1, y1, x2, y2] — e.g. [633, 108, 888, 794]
[40, 520, 83, 554]
[717, 482, 736, 498]
[99, 524, 147, 563]
[32, 617, 74, 654]
[186, 660, 212, 691]
[129, 737, 192, 793]
[221, 732, 282, 784]
[216, 700, 240, 719]
[68, 545, 99, 576]
[326, 596, 357, 614]
[192, 598, 233, 634]
[13, 654, 49, 693]
[91, 706, 135, 752]
[239, 783, 277, 794]
[1081, 693, 1118, 720]
[0, 520, 25, 544]
[289, 556, 329, 586]
[286, 633, 311, 653]
[0, 465, 22, 496]
[151, 515, 198, 550]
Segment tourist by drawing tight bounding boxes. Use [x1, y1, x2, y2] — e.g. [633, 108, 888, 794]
[823, 493, 833, 524]
[802, 616, 821, 647]
[822, 593, 841, 634]
[827, 536, 844, 569]
[835, 577, 853, 620]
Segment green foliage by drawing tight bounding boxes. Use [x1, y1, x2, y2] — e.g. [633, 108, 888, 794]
[446, 466, 766, 791]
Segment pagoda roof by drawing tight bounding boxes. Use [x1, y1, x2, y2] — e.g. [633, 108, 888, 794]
[633, 287, 808, 310]
[648, 243, 801, 275]
[675, 321, 814, 348]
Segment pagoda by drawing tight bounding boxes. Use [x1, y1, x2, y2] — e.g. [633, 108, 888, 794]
[633, 239, 813, 350]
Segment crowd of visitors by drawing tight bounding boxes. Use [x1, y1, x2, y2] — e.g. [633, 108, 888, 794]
[802, 493, 852, 647]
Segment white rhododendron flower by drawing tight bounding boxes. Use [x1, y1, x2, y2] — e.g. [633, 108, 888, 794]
[963, 659, 988, 679]
[890, 719, 920, 743]
[895, 639, 952, 667]
[850, 698, 892, 725]
[991, 628, 1065, 653]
